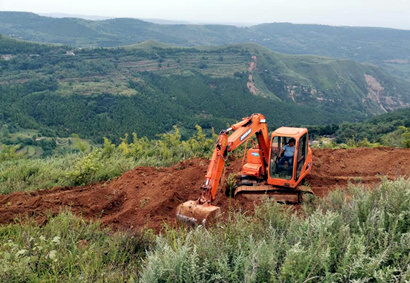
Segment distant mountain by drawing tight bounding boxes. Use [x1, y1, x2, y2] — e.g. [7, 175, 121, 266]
[38, 13, 113, 21]
[1, 11, 410, 80]
[39, 13, 201, 25]
[1, 35, 409, 142]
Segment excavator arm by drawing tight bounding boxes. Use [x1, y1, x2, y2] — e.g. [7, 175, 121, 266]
[200, 113, 270, 204]
[176, 113, 270, 225]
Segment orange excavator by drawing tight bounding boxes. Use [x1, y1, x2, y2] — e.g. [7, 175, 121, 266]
[176, 113, 313, 225]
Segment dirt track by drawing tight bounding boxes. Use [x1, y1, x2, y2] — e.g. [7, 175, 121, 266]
[1, 148, 409, 232]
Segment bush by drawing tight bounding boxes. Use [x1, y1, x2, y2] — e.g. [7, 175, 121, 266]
[0, 144, 23, 162]
[0, 126, 216, 194]
[66, 150, 102, 186]
[311, 137, 383, 149]
[400, 126, 410, 148]
[140, 179, 410, 282]
[0, 210, 155, 282]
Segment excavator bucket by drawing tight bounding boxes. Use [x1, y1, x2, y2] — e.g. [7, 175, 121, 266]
[176, 200, 220, 226]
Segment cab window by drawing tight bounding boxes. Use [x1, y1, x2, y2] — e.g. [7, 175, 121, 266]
[296, 134, 307, 180]
[270, 136, 294, 180]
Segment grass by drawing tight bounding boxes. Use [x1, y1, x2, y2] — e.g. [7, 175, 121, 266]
[141, 178, 410, 282]
[4, 129, 39, 142]
[57, 80, 137, 97]
[0, 178, 409, 281]
[0, 126, 215, 194]
[0, 210, 155, 282]
[1, 127, 409, 281]
[0, 152, 136, 194]
[310, 137, 384, 149]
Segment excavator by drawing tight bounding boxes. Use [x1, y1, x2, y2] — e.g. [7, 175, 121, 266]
[176, 113, 313, 225]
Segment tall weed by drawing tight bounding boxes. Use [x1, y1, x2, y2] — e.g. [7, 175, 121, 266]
[0, 210, 154, 282]
[0, 126, 216, 194]
[140, 179, 410, 282]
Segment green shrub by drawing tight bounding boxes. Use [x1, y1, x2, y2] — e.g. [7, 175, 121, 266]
[66, 149, 102, 186]
[1, 177, 409, 281]
[0, 210, 155, 282]
[140, 179, 410, 282]
[0, 125, 216, 194]
[312, 137, 383, 149]
[0, 144, 23, 162]
[400, 126, 410, 148]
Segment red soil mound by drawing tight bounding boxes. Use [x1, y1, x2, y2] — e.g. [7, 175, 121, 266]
[1, 148, 409, 232]
[307, 147, 410, 197]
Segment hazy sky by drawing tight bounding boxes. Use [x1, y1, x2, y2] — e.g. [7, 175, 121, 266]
[2, 0, 410, 29]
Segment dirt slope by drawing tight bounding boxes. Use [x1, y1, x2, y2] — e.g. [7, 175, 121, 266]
[1, 148, 409, 232]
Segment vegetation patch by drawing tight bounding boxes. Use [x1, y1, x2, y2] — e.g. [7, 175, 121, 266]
[141, 179, 410, 282]
[0, 210, 155, 282]
[0, 180, 408, 281]
[0, 126, 216, 194]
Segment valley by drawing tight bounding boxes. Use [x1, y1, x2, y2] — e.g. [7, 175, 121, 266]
[0, 12, 409, 281]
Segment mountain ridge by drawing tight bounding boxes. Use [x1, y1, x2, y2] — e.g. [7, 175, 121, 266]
[2, 11, 410, 80]
[1, 35, 409, 143]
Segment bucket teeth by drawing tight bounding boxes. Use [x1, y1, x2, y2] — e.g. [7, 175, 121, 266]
[176, 213, 206, 226]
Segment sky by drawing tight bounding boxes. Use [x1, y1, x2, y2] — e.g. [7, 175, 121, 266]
[1, 0, 410, 29]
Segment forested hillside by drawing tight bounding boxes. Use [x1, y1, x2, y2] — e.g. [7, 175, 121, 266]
[2, 12, 410, 80]
[1, 34, 410, 148]
[309, 107, 410, 147]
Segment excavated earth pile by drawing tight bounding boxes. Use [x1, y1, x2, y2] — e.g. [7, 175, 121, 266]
[0, 148, 409, 232]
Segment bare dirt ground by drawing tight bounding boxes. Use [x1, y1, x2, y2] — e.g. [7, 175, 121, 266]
[0, 148, 409, 232]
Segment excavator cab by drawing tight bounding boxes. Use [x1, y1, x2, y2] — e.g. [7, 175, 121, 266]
[267, 127, 311, 188]
[236, 127, 312, 202]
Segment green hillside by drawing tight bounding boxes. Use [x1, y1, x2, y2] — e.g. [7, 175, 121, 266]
[307, 107, 410, 148]
[1, 35, 409, 147]
[2, 12, 410, 79]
